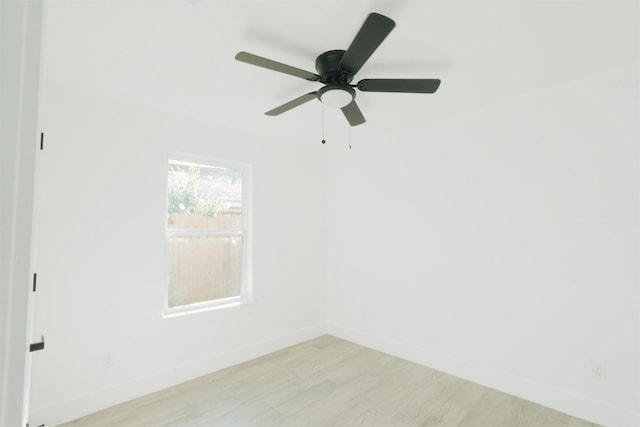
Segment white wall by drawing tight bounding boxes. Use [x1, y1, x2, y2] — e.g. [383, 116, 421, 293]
[0, 1, 43, 426]
[326, 63, 639, 425]
[27, 80, 327, 425]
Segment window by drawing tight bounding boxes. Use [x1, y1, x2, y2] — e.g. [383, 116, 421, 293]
[165, 156, 249, 316]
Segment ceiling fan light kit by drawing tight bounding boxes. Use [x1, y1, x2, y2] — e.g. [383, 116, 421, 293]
[235, 12, 441, 126]
[318, 84, 354, 108]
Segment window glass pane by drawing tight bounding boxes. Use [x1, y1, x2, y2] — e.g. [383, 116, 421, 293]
[167, 235, 242, 308]
[167, 160, 242, 230]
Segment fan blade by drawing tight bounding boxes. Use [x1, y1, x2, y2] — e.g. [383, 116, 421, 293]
[341, 100, 366, 126]
[265, 92, 318, 116]
[338, 13, 395, 75]
[357, 78, 441, 93]
[235, 52, 320, 82]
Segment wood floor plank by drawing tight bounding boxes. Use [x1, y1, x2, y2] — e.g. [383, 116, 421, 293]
[59, 335, 601, 427]
[410, 380, 487, 426]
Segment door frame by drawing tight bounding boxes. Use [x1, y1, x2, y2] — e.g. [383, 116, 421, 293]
[0, 0, 44, 426]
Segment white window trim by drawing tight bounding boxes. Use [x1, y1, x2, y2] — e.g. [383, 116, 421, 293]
[162, 152, 252, 319]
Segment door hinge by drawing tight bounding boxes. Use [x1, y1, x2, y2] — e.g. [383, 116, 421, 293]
[30, 335, 45, 352]
[33, 273, 37, 292]
[40, 132, 44, 150]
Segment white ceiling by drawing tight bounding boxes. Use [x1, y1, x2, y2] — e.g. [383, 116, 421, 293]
[41, 0, 638, 144]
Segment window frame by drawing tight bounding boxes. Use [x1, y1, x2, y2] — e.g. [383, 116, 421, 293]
[163, 152, 252, 318]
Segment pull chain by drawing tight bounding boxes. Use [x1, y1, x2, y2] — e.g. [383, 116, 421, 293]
[321, 104, 326, 145]
[348, 125, 352, 150]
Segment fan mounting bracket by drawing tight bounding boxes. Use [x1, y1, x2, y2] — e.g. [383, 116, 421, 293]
[315, 50, 354, 84]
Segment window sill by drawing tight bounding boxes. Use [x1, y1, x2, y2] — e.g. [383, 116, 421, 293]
[162, 296, 252, 319]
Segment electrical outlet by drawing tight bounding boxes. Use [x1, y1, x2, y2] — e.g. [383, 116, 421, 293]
[591, 361, 607, 381]
[104, 352, 115, 369]
[361, 310, 368, 321]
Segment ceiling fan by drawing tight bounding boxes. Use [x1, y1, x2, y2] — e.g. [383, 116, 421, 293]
[235, 12, 441, 126]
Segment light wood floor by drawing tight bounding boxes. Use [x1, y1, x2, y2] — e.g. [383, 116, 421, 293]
[61, 335, 599, 426]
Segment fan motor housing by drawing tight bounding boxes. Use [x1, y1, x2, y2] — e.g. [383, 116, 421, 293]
[315, 50, 354, 84]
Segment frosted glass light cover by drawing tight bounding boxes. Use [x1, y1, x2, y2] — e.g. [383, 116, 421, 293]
[320, 88, 353, 108]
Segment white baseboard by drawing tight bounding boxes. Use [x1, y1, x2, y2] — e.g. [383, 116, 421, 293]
[32, 324, 325, 426]
[327, 322, 639, 427]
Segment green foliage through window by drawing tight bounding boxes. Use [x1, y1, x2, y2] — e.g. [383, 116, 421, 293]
[167, 163, 223, 217]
